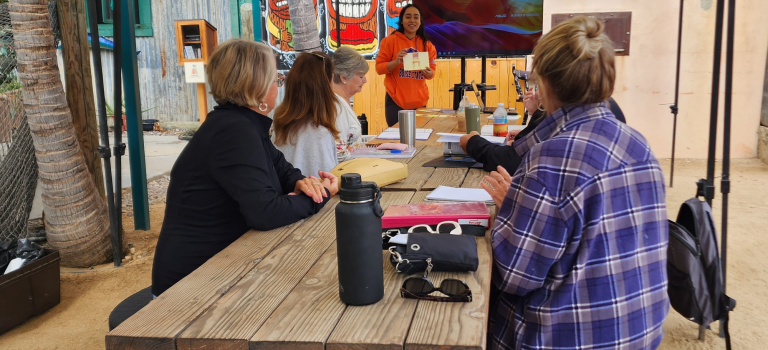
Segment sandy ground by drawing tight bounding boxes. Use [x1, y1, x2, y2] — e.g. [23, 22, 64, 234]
[1, 158, 766, 350]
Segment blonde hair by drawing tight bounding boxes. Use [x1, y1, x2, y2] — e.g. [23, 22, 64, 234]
[332, 46, 369, 84]
[532, 16, 615, 106]
[206, 39, 276, 107]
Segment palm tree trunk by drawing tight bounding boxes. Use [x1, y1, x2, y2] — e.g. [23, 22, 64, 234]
[287, 0, 321, 52]
[9, 0, 112, 267]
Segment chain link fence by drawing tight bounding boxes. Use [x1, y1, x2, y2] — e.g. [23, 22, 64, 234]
[0, 1, 61, 241]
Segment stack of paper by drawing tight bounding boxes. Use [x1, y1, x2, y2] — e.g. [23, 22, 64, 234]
[377, 128, 433, 141]
[435, 133, 505, 144]
[426, 186, 494, 204]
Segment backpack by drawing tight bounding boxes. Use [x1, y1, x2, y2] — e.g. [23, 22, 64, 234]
[667, 198, 735, 328]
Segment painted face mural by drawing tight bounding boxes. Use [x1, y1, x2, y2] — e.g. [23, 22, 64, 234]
[325, 0, 379, 54]
[385, 0, 411, 34]
[267, 0, 319, 53]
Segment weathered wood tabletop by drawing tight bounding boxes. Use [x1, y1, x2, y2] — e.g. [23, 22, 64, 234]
[106, 115, 498, 350]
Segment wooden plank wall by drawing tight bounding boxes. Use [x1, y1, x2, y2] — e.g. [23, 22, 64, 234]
[355, 58, 527, 135]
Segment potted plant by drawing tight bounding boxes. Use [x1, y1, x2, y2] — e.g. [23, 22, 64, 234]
[105, 100, 156, 132]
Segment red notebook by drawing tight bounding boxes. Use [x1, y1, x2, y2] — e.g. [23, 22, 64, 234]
[382, 202, 491, 228]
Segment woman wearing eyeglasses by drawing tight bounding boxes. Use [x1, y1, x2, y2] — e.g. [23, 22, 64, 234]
[485, 17, 668, 349]
[331, 47, 369, 161]
[272, 51, 341, 178]
[151, 40, 338, 298]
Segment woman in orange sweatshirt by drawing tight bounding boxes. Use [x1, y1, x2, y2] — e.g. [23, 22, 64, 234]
[376, 4, 437, 127]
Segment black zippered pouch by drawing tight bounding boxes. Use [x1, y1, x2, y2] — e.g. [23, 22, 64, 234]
[385, 232, 478, 275]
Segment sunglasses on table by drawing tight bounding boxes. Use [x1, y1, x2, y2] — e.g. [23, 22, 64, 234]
[407, 221, 462, 235]
[399, 258, 472, 302]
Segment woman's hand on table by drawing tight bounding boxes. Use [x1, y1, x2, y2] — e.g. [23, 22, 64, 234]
[318, 171, 339, 197]
[291, 177, 328, 203]
[481, 166, 513, 208]
[459, 131, 480, 153]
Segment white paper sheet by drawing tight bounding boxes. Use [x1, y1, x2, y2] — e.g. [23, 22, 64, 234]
[403, 52, 429, 71]
[426, 186, 494, 204]
[377, 128, 433, 140]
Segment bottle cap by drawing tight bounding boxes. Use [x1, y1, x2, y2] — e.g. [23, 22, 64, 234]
[339, 173, 378, 201]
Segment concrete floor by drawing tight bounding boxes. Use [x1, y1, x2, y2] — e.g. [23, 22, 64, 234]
[29, 135, 189, 219]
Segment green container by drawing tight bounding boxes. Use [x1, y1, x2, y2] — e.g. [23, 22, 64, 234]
[465, 105, 481, 134]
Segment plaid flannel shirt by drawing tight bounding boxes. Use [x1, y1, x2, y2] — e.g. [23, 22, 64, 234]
[489, 103, 669, 350]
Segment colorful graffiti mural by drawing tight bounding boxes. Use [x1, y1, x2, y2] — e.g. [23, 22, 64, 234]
[385, 0, 411, 34]
[325, 0, 379, 54]
[266, 0, 320, 53]
[261, 0, 387, 69]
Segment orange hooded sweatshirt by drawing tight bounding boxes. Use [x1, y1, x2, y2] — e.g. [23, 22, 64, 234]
[375, 32, 437, 109]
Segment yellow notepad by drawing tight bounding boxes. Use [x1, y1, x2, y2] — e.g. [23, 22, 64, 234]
[403, 52, 429, 71]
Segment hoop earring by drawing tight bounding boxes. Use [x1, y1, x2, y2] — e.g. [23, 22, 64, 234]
[258, 102, 268, 112]
[537, 99, 546, 112]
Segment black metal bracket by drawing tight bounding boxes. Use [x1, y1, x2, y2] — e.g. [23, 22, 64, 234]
[720, 178, 730, 194]
[669, 104, 678, 114]
[115, 143, 126, 156]
[696, 178, 715, 200]
[98, 145, 111, 158]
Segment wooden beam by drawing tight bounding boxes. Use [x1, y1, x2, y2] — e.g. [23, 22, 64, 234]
[324, 191, 424, 350]
[105, 221, 306, 349]
[404, 212, 494, 350]
[176, 199, 344, 349]
[383, 145, 441, 191]
[56, 0, 105, 201]
[249, 192, 415, 350]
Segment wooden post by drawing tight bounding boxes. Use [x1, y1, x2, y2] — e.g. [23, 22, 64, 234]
[197, 83, 208, 123]
[240, 3, 254, 41]
[56, 0, 106, 201]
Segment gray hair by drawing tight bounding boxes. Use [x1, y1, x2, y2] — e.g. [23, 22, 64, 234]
[332, 46, 369, 84]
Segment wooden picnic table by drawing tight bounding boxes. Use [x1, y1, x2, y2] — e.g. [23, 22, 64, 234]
[106, 114, 500, 350]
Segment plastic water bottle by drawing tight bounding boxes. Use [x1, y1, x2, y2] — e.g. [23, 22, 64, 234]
[492, 103, 508, 137]
[457, 93, 468, 117]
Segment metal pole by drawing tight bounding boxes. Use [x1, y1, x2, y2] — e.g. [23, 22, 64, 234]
[704, 0, 726, 208]
[719, 0, 735, 347]
[86, 0, 120, 266]
[481, 55, 487, 105]
[253, 0, 262, 42]
[669, 0, 685, 188]
[121, 0, 150, 230]
[113, 0, 124, 252]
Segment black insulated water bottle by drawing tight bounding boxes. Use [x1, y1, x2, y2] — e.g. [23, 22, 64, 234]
[335, 173, 384, 305]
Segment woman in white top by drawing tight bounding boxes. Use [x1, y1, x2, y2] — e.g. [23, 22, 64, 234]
[331, 47, 369, 161]
[272, 51, 339, 177]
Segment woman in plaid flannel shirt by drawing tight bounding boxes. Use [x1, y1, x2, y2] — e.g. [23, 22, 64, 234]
[484, 16, 669, 350]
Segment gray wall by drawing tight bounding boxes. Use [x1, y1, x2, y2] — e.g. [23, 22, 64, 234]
[97, 1, 233, 122]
